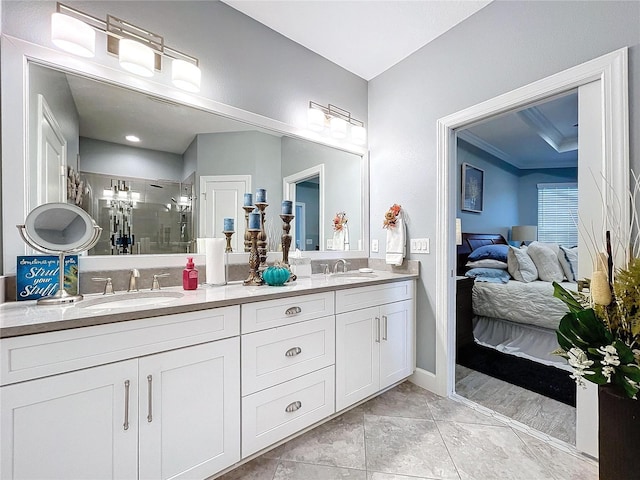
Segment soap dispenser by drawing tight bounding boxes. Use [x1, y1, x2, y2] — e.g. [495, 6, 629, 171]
[183, 257, 198, 290]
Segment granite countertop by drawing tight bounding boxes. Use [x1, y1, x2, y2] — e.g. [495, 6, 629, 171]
[0, 271, 417, 338]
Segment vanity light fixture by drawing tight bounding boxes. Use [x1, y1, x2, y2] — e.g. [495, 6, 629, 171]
[307, 101, 367, 145]
[50, 3, 202, 92]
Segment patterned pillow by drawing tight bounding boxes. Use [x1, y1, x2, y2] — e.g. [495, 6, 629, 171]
[507, 246, 538, 283]
[558, 246, 578, 282]
[527, 242, 564, 282]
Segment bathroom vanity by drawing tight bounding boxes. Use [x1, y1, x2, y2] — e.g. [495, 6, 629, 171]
[0, 272, 416, 480]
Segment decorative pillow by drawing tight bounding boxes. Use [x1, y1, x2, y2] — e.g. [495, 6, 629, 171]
[465, 267, 511, 284]
[507, 246, 538, 283]
[467, 244, 509, 263]
[466, 259, 508, 270]
[558, 246, 578, 282]
[527, 242, 564, 282]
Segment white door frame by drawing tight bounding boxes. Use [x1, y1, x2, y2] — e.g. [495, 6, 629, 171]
[432, 48, 629, 451]
[36, 94, 67, 205]
[283, 164, 325, 252]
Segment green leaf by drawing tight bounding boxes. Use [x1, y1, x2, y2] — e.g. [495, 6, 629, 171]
[553, 281, 584, 313]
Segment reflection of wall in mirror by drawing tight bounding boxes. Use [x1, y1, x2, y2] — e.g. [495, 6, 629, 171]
[296, 181, 320, 250]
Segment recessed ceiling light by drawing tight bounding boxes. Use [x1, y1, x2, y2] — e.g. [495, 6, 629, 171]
[125, 134, 141, 143]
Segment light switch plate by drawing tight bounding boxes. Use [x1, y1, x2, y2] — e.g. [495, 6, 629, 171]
[327, 239, 333, 249]
[371, 239, 379, 253]
[410, 238, 430, 254]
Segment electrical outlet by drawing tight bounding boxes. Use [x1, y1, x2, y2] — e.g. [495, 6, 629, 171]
[327, 239, 333, 249]
[371, 239, 379, 253]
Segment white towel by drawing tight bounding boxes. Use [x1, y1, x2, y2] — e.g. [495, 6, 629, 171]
[332, 225, 350, 251]
[385, 217, 406, 266]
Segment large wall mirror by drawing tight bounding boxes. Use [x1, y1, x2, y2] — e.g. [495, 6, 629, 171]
[26, 61, 364, 258]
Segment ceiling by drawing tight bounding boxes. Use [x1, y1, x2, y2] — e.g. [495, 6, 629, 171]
[459, 91, 579, 170]
[221, 0, 492, 81]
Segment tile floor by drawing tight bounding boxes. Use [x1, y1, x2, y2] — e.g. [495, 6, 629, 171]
[215, 381, 597, 480]
[455, 364, 577, 444]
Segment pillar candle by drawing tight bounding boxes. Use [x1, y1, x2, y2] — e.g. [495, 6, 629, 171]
[255, 188, 267, 203]
[223, 217, 234, 232]
[282, 200, 293, 215]
[248, 212, 261, 230]
[243, 193, 253, 206]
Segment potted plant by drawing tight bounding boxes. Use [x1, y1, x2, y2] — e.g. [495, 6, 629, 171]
[552, 173, 640, 479]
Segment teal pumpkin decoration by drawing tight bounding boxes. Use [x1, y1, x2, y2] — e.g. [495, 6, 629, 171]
[263, 265, 290, 286]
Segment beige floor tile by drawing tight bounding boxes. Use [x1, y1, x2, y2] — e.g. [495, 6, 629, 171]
[273, 461, 367, 480]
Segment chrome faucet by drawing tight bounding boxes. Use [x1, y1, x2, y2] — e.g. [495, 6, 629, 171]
[333, 259, 348, 274]
[128, 269, 140, 292]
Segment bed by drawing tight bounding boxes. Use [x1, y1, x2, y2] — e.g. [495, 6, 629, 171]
[457, 233, 575, 369]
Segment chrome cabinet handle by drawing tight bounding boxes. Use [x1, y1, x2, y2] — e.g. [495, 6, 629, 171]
[382, 315, 388, 341]
[285, 306, 302, 316]
[123, 380, 130, 431]
[375, 317, 380, 343]
[147, 375, 153, 423]
[285, 401, 302, 413]
[285, 347, 302, 357]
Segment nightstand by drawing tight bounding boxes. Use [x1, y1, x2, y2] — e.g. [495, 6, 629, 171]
[456, 276, 475, 355]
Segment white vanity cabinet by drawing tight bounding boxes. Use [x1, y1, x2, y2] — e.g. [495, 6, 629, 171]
[0, 307, 241, 480]
[335, 281, 415, 411]
[240, 292, 336, 457]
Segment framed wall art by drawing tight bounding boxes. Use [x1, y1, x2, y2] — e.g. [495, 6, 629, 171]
[461, 163, 484, 213]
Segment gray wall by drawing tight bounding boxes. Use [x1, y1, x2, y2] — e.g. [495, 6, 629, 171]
[80, 138, 184, 181]
[1, 1, 367, 131]
[369, 0, 640, 373]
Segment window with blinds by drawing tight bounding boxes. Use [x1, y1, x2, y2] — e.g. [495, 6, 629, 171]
[537, 183, 578, 246]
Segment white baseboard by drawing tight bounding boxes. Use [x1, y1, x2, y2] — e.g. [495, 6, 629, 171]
[408, 368, 441, 395]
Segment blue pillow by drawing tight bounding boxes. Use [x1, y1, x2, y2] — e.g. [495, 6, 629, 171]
[467, 244, 509, 263]
[465, 267, 511, 284]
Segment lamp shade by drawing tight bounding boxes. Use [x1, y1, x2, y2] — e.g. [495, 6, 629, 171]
[330, 117, 348, 139]
[512, 225, 537, 242]
[351, 125, 367, 145]
[307, 107, 325, 132]
[119, 39, 155, 77]
[51, 13, 96, 58]
[455, 218, 462, 245]
[172, 59, 201, 92]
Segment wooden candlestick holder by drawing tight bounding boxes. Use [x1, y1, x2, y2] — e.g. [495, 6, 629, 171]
[242, 205, 254, 252]
[243, 229, 263, 286]
[254, 202, 268, 269]
[280, 213, 296, 282]
[223, 231, 234, 253]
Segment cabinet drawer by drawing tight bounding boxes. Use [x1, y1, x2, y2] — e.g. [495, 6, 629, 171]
[1, 306, 240, 385]
[241, 366, 335, 457]
[241, 292, 335, 333]
[335, 280, 414, 314]
[242, 316, 335, 395]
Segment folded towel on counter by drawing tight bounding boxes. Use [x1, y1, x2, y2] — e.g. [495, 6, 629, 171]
[385, 216, 406, 266]
[332, 226, 350, 251]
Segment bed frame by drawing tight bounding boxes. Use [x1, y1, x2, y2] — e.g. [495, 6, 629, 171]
[456, 232, 508, 276]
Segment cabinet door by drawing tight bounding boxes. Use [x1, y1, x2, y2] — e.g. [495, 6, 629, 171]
[0, 360, 138, 480]
[138, 338, 240, 480]
[379, 299, 414, 390]
[336, 306, 380, 411]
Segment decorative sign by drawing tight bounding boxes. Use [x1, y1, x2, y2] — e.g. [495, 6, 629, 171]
[16, 255, 79, 301]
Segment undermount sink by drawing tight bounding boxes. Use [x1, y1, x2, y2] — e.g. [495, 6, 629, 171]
[330, 271, 377, 280]
[77, 291, 184, 310]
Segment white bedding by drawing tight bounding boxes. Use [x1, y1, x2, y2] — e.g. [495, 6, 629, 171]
[472, 280, 577, 330]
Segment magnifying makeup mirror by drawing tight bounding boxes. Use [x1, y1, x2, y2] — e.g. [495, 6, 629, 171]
[17, 203, 102, 304]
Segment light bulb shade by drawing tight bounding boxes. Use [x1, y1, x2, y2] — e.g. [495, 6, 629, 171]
[351, 125, 366, 145]
[172, 59, 201, 92]
[119, 39, 155, 77]
[330, 117, 348, 139]
[455, 218, 463, 245]
[51, 13, 96, 58]
[308, 107, 326, 132]
[511, 225, 538, 242]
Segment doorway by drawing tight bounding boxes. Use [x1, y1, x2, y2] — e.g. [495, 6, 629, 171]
[434, 48, 629, 456]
